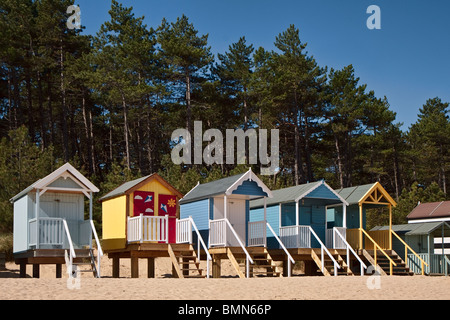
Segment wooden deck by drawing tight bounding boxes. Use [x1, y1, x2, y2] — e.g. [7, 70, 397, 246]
[14, 249, 92, 278]
[105, 243, 198, 278]
[104, 244, 368, 278]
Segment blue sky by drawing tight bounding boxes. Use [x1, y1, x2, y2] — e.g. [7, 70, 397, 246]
[75, 0, 450, 130]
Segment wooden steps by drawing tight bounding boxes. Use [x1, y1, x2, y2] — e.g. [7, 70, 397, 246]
[68, 249, 99, 278]
[168, 244, 206, 278]
[312, 249, 353, 276]
[227, 247, 282, 278]
[364, 249, 414, 276]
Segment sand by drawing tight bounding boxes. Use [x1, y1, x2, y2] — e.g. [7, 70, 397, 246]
[0, 253, 449, 301]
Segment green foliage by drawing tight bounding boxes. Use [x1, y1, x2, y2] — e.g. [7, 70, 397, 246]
[393, 182, 446, 223]
[0, 126, 55, 232]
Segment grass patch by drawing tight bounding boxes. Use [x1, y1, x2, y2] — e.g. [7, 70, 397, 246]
[0, 233, 14, 261]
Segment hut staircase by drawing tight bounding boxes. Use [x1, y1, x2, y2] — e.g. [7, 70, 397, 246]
[312, 249, 353, 276]
[227, 247, 282, 278]
[168, 244, 206, 278]
[363, 249, 414, 276]
[66, 249, 100, 278]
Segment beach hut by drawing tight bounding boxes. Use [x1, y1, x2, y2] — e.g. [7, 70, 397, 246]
[10, 163, 102, 278]
[100, 173, 190, 278]
[248, 180, 368, 276]
[329, 182, 422, 275]
[249, 180, 348, 249]
[179, 169, 282, 278]
[371, 222, 450, 275]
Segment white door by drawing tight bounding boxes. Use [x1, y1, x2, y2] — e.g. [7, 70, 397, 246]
[227, 199, 246, 247]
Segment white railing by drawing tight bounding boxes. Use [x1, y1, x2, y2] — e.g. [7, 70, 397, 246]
[279, 225, 311, 248]
[209, 218, 254, 278]
[248, 221, 267, 247]
[308, 227, 341, 276]
[127, 214, 169, 243]
[62, 219, 77, 278]
[332, 227, 367, 276]
[90, 220, 103, 278]
[177, 217, 212, 278]
[224, 218, 254, 278]
[326, 227, 347, 249]
[209, 219, 227, 247]
[279, 225, 340, 276]
[177, 218, 193, 244]
[266, 222, 295, 277]
[29, 217, 65, 247]
[28, 218, 37, 247]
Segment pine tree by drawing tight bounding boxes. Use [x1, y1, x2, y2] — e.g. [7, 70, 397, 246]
[157, 15, 213, 135]
[408, 97, 450, 194]
[214, 37, 255, 129]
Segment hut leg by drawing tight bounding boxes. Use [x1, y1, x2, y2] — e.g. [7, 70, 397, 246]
[112, 256, 120, 278]
[32, 264, 40, 278]
[147, 258, 155, 278]
[56, 264, 62, 278]
[131, 256, 139, 278]
[19, 262, 27, 278]
[212, 257, 221, 278]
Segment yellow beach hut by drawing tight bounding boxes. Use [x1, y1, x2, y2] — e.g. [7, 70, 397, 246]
[100, 173, 184, 278]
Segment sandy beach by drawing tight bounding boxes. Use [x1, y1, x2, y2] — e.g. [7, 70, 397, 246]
[0, 254, 449, 301]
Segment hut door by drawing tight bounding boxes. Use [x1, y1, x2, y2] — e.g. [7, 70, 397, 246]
[227, 199, 246, 247]
[159, 194, 177, 244]
[133, 191, 155, 217]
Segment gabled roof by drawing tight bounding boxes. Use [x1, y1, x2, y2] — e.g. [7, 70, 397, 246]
[371, 221, 450, 236]
[10, 163, 99, 202]
[179, 169, 272, 204]
[250, 180, 348, 208]
[407, 201, 450, 221]
[334, 184, 375, 205]
[334, 182, 396, 207]
[99, 173, 183, 202]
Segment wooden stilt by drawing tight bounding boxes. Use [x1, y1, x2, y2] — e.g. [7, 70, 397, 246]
[212, 256, 221, 278]
[56, 264, 62, 278]
[19, 262, 26, 278]
[131, 256, 139, 278]
[112, 256, 120, 278]
[32, 264, 40, 278]
[147, 258, 155, 278]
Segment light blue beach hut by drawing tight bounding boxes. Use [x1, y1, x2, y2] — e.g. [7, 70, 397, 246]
[10, 163, 103, 278]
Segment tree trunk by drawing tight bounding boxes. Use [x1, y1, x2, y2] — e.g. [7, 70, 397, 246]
[334, 134, 344, 189]
[60, 42, 69, 162]
[186, 73, 192, 134]
[26, 68, 34, 141]
[47, 73, 55, 146]
[37, 70, 47, 148]
[304, 115, 313, 183]
[122, 93, 131, 170]
[82, 93, 94, 175]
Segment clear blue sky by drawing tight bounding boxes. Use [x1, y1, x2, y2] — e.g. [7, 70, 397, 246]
[75, 0, 450, 130]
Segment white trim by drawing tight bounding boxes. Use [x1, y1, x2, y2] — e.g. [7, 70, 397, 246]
[409, 218, 450, 224]
[295, 180, 349, 206]
[181, 181, 200, 201]
[225, 168, 273, 198]
[34, 163, 99, 193]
